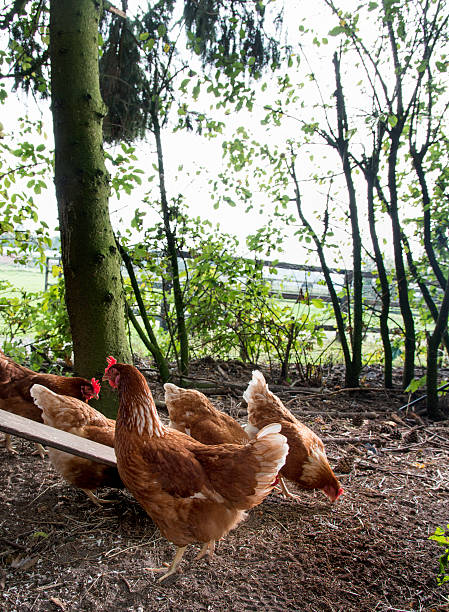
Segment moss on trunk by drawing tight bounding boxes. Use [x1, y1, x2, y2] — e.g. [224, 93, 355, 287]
[50, 0, 131, 417]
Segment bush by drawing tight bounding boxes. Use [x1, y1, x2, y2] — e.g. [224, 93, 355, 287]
[429, 525, 449, 585]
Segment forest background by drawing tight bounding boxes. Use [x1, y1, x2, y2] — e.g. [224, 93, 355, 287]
[0, 0, 448, 420]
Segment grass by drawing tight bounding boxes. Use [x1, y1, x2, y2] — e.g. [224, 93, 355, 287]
[0, 264, 46, 293]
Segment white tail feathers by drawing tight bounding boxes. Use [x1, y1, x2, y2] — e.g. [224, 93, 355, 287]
[256, 422, 281, 438]
[244, 423, 259, 439]
[241, 422, 287, 508]
[243, 370, 268, 404]
[30, 383, 59, 409]
[253, 422, 288, 481]
[164, 383, 182, 400]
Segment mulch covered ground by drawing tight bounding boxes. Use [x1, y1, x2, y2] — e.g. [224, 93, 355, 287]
[1, 360, 448, 611]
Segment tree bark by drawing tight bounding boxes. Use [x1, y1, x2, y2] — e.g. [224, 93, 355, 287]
[364, 154, 393, 388]
[427, 275, 449, 420]
[50, 0, 131, 417]
[150, 104, 189, 376]
[387, 125, 415, 389]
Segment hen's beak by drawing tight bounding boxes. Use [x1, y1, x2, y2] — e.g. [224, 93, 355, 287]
[102, 372, 118, 389]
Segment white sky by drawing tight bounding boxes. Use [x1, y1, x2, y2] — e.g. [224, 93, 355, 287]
[0, 0, 406, 269]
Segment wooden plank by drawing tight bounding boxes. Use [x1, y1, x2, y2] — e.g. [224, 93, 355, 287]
[0, 408, 117, 467]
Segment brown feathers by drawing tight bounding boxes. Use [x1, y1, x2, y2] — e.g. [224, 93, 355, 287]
[244, 370, 343, 502]
[104, 361, 288, 579]
[164, 383, 249, 445]
[30, 385, 122, 500]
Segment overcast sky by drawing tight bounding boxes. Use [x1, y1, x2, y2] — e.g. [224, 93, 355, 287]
[0, 0, 395, 269]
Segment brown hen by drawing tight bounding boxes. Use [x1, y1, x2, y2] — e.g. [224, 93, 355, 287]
[243, 370, 343, 503]
[103, 358, 288, 581]
[164, 383, 249, 445]
[0, 351, 100, 456]
[30, 384, 122, 504]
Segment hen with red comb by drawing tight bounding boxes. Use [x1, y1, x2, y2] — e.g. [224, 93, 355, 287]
[0, 352, 102, 457]
[244, 371, 343, 503]
[104, 356, 119, 388]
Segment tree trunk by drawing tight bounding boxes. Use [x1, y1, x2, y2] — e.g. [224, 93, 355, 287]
[151, 105, 189, 376]
[411, 149, 447, 290]
[290, 162, 354, 381]
[332, 53, 363, 388]
[116, 239, 170, 382]
[383, 9, 415, 390]
[400, 230, 449, 358]
[50, 0, 131, 417]
[387, 128, 415, 389]
[365, 160, 393, 388]
[426, 276, 449, 420]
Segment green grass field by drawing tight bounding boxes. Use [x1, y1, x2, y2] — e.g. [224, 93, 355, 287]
[0, 264, 46, 293]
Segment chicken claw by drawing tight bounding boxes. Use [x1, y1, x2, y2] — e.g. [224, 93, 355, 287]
[196, 540, 215, 560]
[278, 476, 301, 500]
[32, 443, 48, 459]
[3, 434, 19, 454]
[145, 546, 187, 582]
[81, 489, 117, 506]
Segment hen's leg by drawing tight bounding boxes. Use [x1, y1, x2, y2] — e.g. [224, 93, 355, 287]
[196, 540, 215, 560]
[81, 489, 116, 506]
[2, 436, 46, 459]
[4, 434, 18, 454]
[278, 476, 301, 500]
[32, 443, 47, 459]
[145, 546, 188, 582]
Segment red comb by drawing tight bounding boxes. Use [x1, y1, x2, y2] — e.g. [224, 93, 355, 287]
[91, 378, 101, 395]
[105, 356, 117, 373]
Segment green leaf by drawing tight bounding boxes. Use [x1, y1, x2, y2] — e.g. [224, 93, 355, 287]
[328, 26, 345, 36]
[387, 114, 398, 127]
[311, 298, 324, 309]
[405, 375, 426, 393]
[417, 59, 428, 73]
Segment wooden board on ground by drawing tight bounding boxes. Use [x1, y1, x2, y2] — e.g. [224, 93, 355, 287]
[0, 408, 117, 467]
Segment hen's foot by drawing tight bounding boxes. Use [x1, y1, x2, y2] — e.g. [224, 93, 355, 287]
[278, 477, 301, 500]
[145, 546, 187, 582]
[4, 434, 18, 454]
[196, 540, 215, 560]
[32, 443, 47, 459]
[82, 489, 117, 506]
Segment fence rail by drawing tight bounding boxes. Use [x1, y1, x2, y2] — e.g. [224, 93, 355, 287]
[44, 253, 390, 307]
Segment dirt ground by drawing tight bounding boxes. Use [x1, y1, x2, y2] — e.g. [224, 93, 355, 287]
[1, 360, 448, 612]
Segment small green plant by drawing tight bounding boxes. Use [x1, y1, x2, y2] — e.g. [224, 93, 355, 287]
[429, 525, 449, 585]
[405, 375, 427, 394]
[0, 274, 72, 370]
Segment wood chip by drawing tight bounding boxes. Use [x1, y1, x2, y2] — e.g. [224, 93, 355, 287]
[50, 597, 67, 610]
